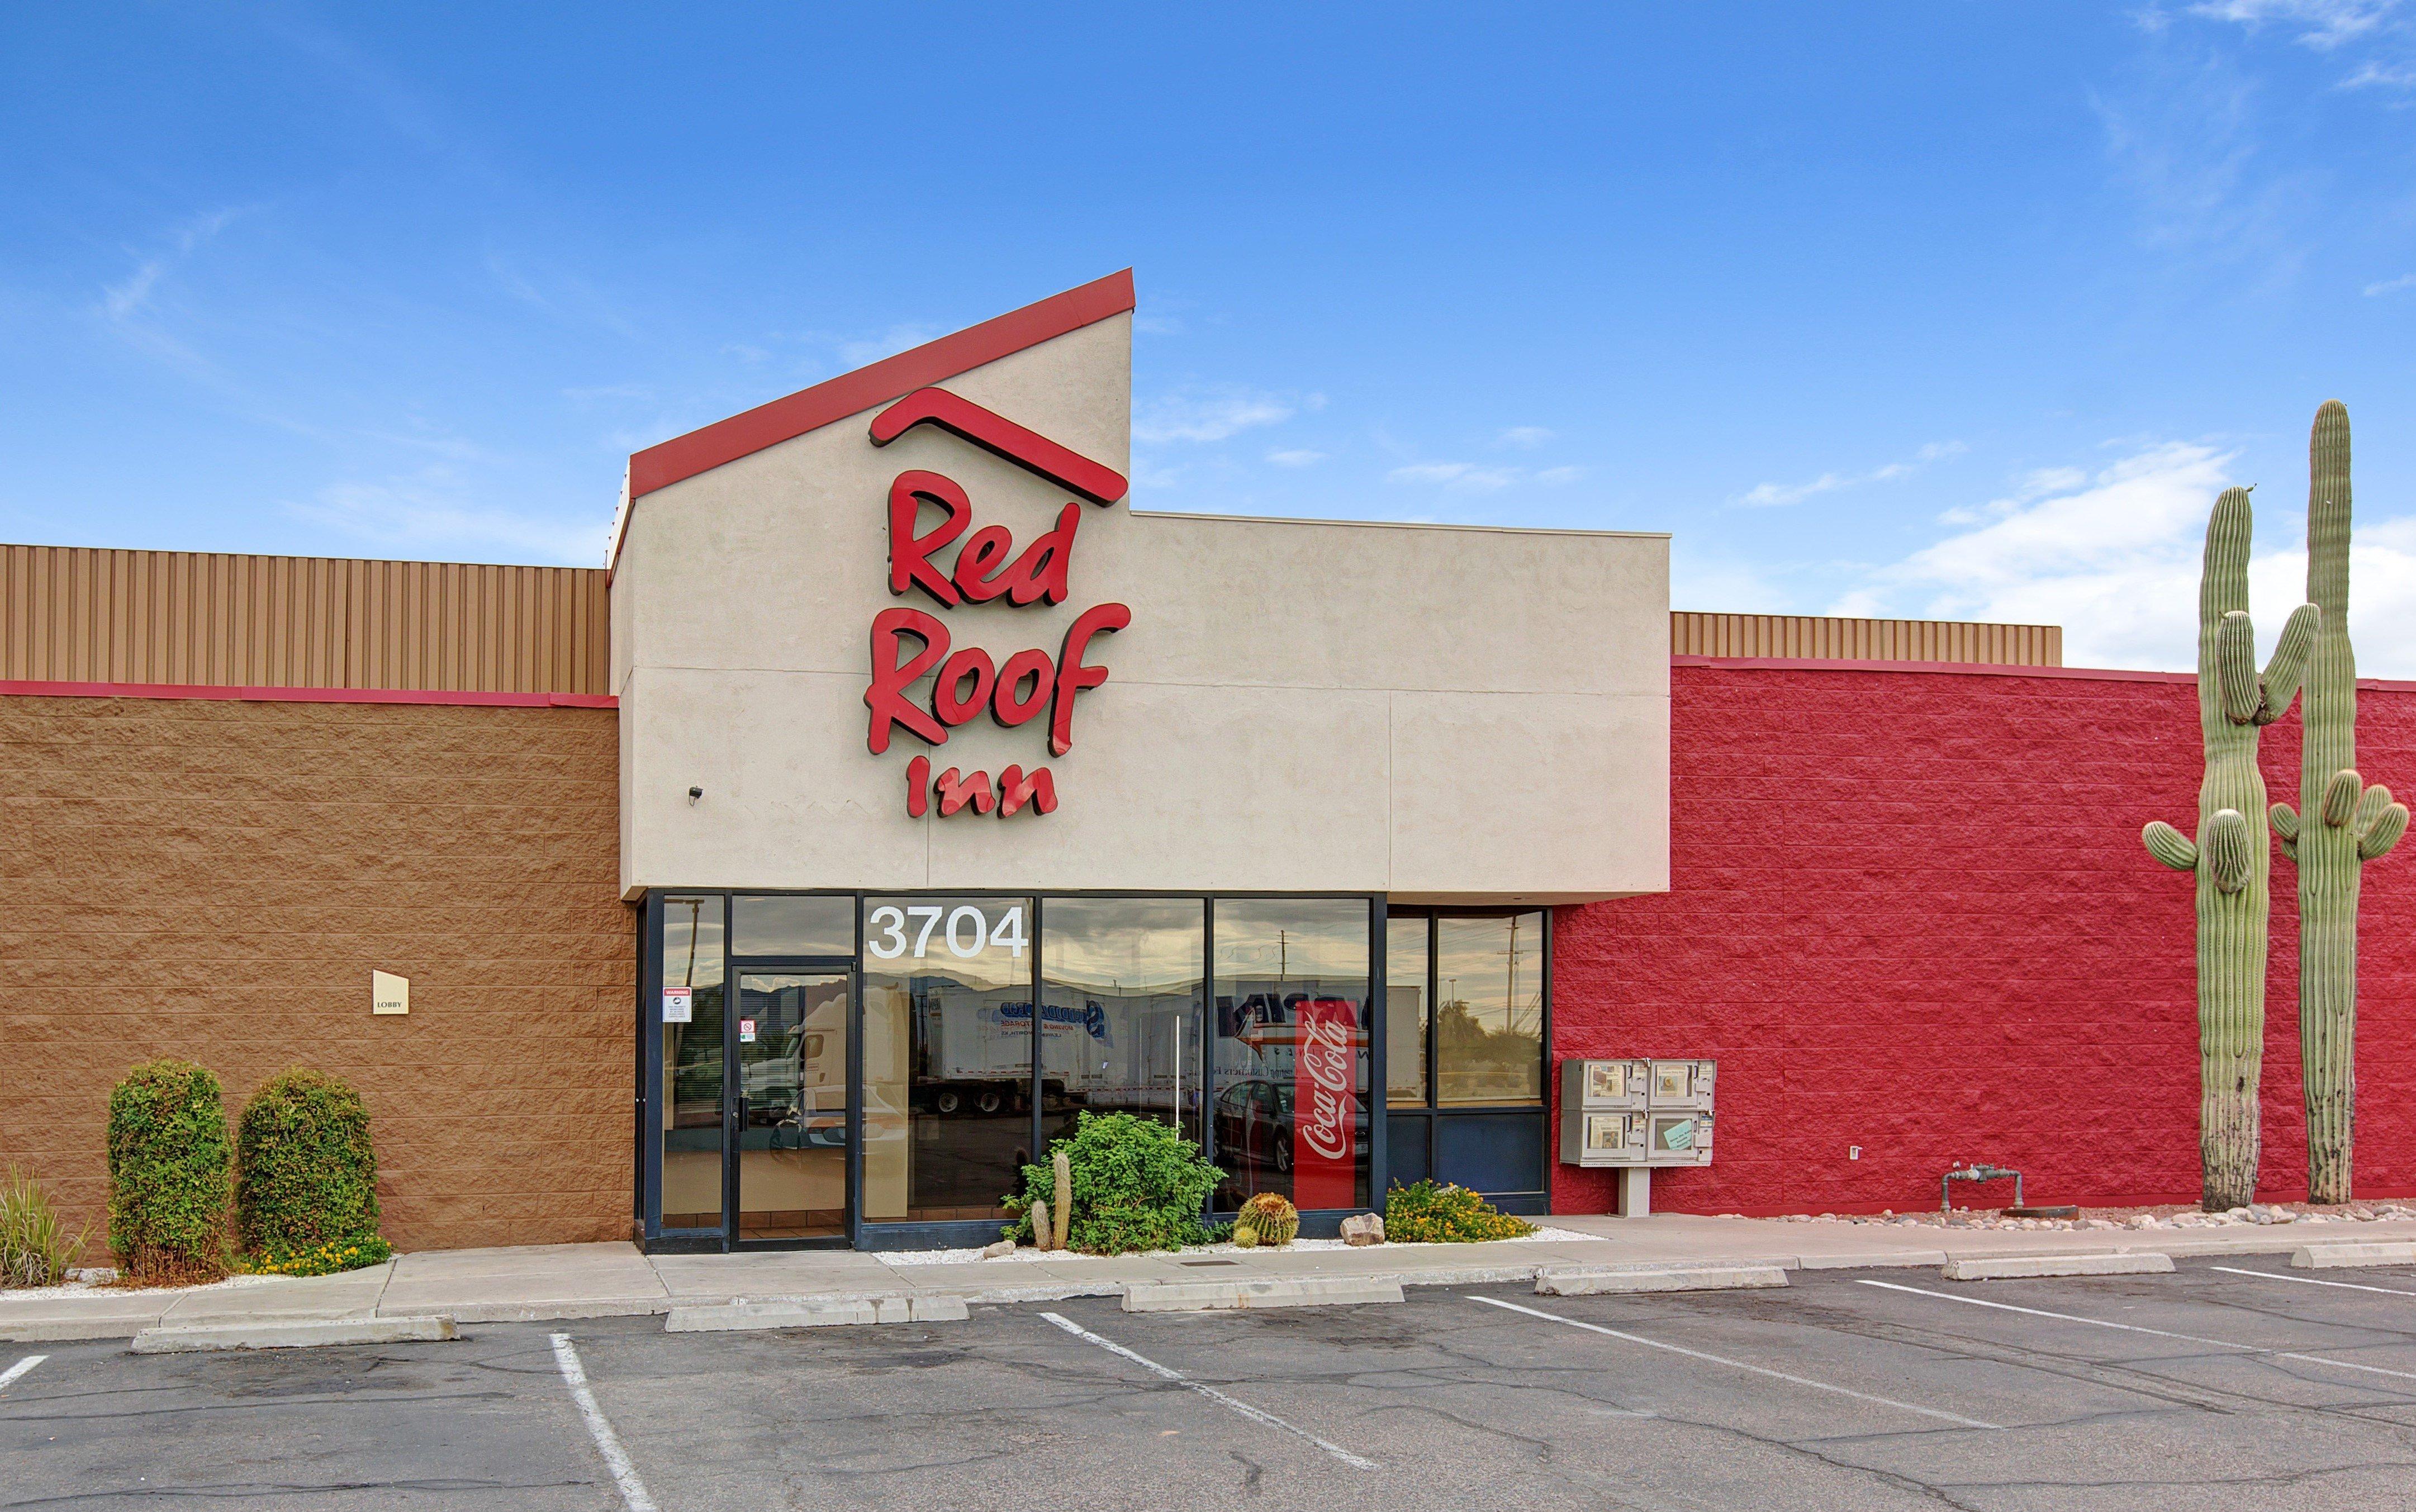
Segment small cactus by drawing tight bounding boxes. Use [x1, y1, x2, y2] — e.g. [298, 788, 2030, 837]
[1030, 1198, 1052, 1251]
[1232, 1224, 1260, 1248]
[1051, 1149, 1072, 1252]
[1237, 1192, 1299, 1246]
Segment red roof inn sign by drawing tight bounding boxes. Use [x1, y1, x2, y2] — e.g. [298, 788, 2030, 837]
[862, 386, 1132, 821]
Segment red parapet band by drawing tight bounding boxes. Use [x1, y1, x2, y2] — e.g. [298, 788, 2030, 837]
[870, 387, 1128, 506]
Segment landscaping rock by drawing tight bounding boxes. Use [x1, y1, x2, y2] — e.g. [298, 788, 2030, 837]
[1340, 1214, 1385, 1247]
[980, 1240, 1016, 1259]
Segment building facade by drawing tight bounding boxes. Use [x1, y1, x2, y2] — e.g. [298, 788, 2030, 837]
[6, 272, 2406, 1254]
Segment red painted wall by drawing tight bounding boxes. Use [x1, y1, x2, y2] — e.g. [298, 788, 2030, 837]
[1552, 662, 2416, 1217]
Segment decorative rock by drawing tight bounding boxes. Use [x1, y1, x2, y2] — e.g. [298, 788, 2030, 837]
[980, 1240, 1016, 1259]
[1340, 1213, 1385, 1247]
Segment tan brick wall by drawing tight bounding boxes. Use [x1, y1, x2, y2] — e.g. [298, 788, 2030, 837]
[0, 694, 633, 1253]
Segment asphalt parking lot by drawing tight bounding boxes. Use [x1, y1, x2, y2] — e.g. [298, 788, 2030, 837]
[12, 1259, 2416, 1509]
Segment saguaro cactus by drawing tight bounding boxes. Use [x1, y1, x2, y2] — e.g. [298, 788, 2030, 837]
[2144, 487, 2317, 1211]
[2273, 401, 2408, 1205]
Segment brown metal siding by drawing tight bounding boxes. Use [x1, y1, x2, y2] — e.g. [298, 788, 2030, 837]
[0, 545, 611, 695]
[1672, 611, 2062, 667]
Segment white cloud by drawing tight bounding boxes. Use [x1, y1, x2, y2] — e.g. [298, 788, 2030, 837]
[2365, 272, 2416, 294]
[1386, 460, 1583, 492]
[289, 471, 608, 563]
[101, 207, 244, 322]
[1735, 440, 1965, 507]
[1133, 386, 1305, 444]
[2187, 0, 2400, 49]
[1828, 438, 2416, 676]
[2342, 58, 2416, 85]
[838, 324, 938, 367]
[1266, 449, 1326, 467]
[1498, 426, 1554, 449]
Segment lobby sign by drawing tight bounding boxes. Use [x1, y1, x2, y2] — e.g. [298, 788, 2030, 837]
[860, 387, 1129, 820]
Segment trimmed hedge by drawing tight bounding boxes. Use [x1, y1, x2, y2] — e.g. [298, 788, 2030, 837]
[107, 1059, 232, 1281]
[236, 1068, 383, 1260]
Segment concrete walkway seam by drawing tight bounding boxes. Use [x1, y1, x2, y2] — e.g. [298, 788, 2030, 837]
[130, 1315, 459, 1353]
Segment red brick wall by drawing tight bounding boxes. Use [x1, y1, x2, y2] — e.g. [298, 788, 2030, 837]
[1553, 663, 2416, 1216]
[0, 694, 633, 1253]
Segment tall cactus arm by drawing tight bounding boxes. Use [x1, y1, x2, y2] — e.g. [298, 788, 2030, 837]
[2359, 800, 2409, 862]
[2354, 782, 2393, 835]
[2253, 603, 2321, 725]
[2204, 809, 2254, 893]
[2144, 820, 2199, 871]
[2216, 611, 2263, 724]
[2323, 769, 2363, 827]
[2271, 802, 2300, 841]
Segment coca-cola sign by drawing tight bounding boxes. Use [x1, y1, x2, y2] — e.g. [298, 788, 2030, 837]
[1292, 997, 1359, 1210]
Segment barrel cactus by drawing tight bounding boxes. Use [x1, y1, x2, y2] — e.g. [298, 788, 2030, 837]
[1235, 1192, 1299, 1247]
[2143, 486, 2317, 1211]
[2273, 401, 2408, 1205]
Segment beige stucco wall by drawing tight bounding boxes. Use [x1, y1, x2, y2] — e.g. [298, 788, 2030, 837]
[614, 312, 1668, 904]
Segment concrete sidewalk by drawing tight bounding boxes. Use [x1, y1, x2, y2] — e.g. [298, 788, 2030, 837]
[9, 1211, 2414, 1343]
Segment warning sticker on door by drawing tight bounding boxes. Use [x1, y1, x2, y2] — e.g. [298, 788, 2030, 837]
[662, 987, 693, 1024]
[738, 1018, 757, 1044]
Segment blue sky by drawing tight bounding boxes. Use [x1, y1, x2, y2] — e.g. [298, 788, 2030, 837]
[7, 3, 2416, 671]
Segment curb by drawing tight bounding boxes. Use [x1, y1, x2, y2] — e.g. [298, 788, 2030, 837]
[1122, 1276, 1403, 1313]
[130, 1316, 458, 1353]
[1536, 1265, 1788, 1296]
[2293, 1242, 2416, 1269]
[443, 1297, 674, 1324]
[1942, 1253, 2173, 1281]
[666, 1296, 969, 1332]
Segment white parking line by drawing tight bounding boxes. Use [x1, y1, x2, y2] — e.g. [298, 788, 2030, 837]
[1857, 1278, 2416, 1384]
[2209, 1265, 2416, 1298]
[0, 1355, 45, 1393]
[549, 1333, 660, 1512]
[1039, 1311, 1379, 1469]
[1471, 1296, 2001, 1431]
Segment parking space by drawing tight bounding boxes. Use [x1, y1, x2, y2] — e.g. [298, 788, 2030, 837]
[10, 1261, 2416, 1508]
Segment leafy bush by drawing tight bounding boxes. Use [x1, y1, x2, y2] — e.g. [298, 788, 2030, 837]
[107, 1059, 232, 1282]
[1004, 1112, 1226, 1254]
[242, 1235, 395, 1278]
[1384, 1180, 1536, 1243]
[236, 1068, 383, 1258]
[0, 1167, 85, 1288]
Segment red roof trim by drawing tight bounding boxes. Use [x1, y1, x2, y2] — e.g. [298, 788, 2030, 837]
[0, 679, 616, 709]
[627, 270, 1135, 505]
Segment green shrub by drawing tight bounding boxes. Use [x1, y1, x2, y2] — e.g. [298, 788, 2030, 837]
[1384, 1179, 1536, 1244]
[107, 1058, 232, 1281]
[236, 1068, 383, 1258]
[0, 1167, 86, 1288]
[1004, 1111, 1226, 1254]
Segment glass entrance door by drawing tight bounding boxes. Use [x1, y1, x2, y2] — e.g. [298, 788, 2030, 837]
[733, 972, 853, 1242]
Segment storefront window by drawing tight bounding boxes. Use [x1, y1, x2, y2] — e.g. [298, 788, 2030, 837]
[1211, 898, 1372, 1211]
[1385, 915, 1429, 1107]
[733, 894, 855, 957]
[1435, 912, 1545, 1106]
[659, 895, 725, 1230]
[1041, 898, 1205, 1153]
[861, 896, 1036, 1224]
